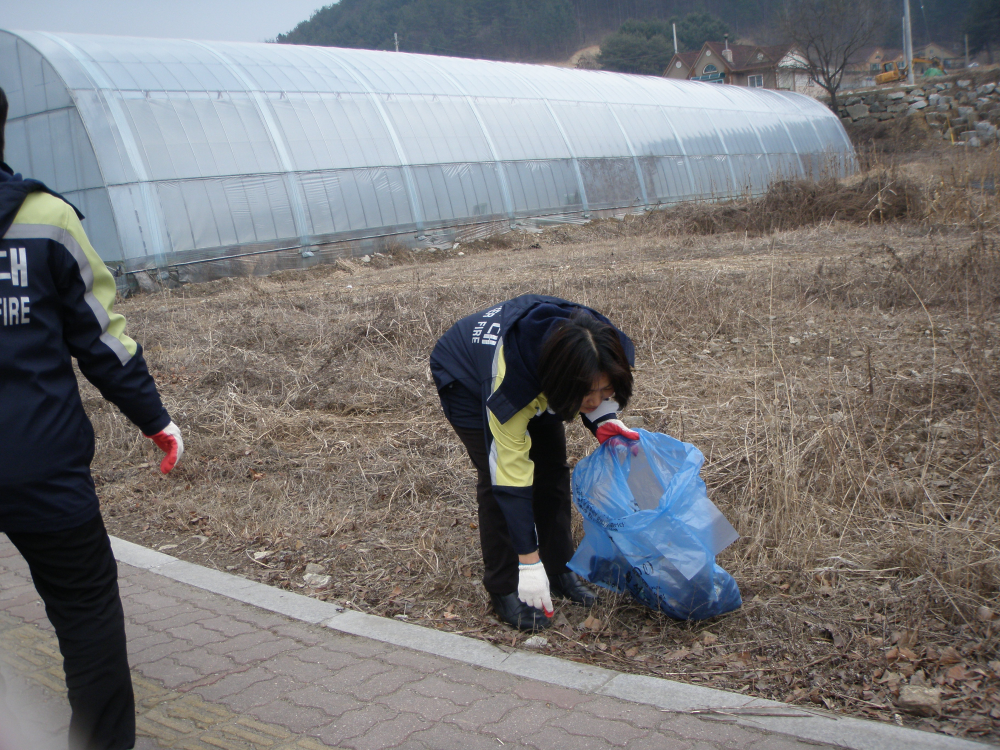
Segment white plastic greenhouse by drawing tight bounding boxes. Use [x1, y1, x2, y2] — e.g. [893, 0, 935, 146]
[1, 29, 854, 283]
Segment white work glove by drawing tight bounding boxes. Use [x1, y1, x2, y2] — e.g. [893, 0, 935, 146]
[517, 561, 554, 616]
[146, 421, 184, 474]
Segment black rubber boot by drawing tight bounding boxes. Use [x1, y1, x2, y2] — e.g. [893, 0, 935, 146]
[490, 592, 553, 631]
[549, 571, 598, 607]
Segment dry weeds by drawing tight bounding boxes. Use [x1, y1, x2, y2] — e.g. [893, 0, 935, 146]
[83, 146, 1000, 740]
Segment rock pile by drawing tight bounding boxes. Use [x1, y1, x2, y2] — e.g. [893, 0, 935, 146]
[837, 78, 1000, 147]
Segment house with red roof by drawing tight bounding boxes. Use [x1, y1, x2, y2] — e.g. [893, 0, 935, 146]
[663, 50, 701, 80]
[663, 40, 822, 95]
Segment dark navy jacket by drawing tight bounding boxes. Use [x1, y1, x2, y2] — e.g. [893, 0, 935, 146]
[430, 295, 634, 553]
[0, 165, 170, 532]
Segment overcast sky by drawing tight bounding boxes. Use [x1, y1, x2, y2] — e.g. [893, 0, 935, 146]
[1, 0, 330, 43]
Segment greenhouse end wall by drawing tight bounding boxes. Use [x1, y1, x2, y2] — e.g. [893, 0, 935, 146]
[0, 30, 855, 282]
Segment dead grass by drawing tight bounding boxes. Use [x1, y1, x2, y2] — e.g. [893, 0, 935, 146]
[83, 145, 1000, 739]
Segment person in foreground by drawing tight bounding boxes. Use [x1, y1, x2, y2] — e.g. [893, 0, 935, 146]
[430, 294, 638, 631]
[0, 87, 183, 750]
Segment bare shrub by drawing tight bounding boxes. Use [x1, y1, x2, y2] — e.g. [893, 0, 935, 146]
[579, 174, 921, 242]
[848, 115, 932, 158]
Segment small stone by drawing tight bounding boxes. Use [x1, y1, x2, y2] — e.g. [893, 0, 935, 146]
[975, 121, 998, 142]
[957, 79, 972, 89]
[887, 91, 906, 100]
[978, 82, 997, 95]
[457, 251, 464, 256]
[523, 635, 548, 648]
[136, 271, 158, 293]
[361, 255, 371, 263]
[303, 573, 331, 587]
[907, 99, 927, 111]
[305, 562, 326, 575]
[850, 349, 864, 358]
[846, 103, 869, 119]
[976, 605, 995, 622]
[898, 686, 941, 716]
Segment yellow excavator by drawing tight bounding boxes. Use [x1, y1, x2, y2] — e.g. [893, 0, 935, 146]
[875, 57, 936, 84]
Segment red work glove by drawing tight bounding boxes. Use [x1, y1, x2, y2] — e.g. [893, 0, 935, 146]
[146, 421, 184, 473]
[595, 419, 639, 446]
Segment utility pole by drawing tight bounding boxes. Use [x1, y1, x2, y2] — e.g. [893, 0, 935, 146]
[903, 0, 914, 85]
[965, 34, 970, 68]
[672, 23, 678, 55]
[394, 32, 399, 52]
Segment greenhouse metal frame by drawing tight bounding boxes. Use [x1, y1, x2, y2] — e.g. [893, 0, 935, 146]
[0, 29, 855, 281]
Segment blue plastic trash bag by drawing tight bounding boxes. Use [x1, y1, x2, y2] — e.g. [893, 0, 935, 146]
[568, 429, 742, 620]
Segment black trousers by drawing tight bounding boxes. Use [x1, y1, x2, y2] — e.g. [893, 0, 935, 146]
[5, 513, 135, 750]
[450, 418, 576, 595]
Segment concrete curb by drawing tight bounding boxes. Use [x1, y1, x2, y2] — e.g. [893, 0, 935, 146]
[110, 536, 988, 750]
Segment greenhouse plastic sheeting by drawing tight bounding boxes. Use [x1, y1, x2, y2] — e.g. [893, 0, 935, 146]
[0, 29, 855, 273]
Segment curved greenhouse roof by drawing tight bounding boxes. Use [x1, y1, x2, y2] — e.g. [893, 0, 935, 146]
[0, 30, 854, 280]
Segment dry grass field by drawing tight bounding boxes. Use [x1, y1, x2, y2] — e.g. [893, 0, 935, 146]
[87, 131, 999, 739]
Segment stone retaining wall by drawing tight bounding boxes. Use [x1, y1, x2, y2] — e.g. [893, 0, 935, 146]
[835, 74, 1000, 147]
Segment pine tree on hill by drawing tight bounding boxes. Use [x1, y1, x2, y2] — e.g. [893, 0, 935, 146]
[596, 13, 731, 75]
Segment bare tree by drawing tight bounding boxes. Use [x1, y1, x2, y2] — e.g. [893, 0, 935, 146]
[781, 0, 890, 114]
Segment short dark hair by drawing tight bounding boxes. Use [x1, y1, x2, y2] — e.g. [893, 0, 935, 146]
[0, 87, 7, 165]
[538, 311, 633, 420]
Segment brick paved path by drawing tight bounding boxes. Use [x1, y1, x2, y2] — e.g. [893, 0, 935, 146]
[0, 536, 980, 750]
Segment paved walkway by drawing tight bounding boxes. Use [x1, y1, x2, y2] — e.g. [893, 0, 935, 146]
[0, 536, 985, 750]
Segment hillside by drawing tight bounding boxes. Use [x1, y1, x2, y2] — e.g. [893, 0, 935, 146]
[275, 0, 779, 62]
[276, 0, 973, 64]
